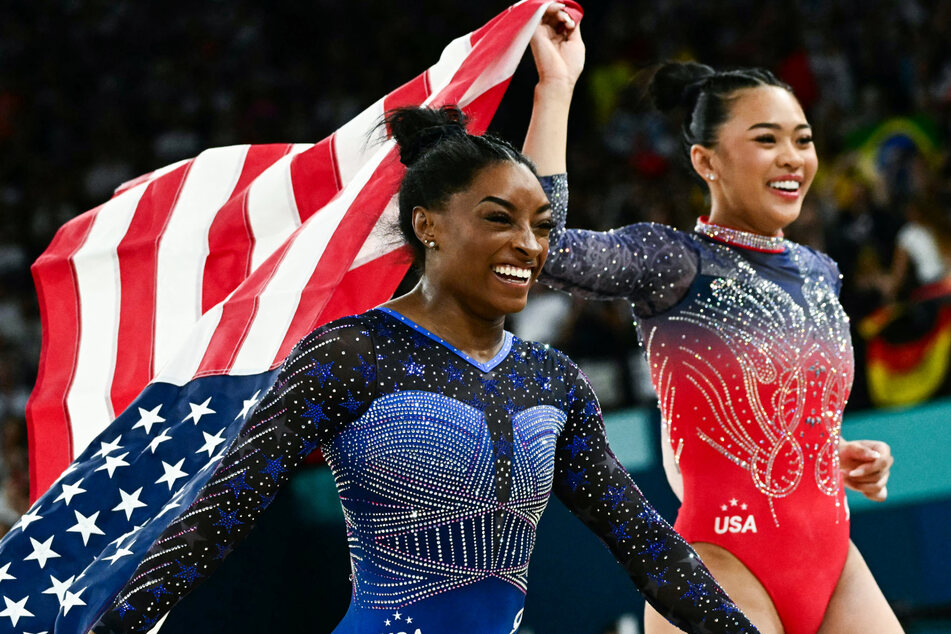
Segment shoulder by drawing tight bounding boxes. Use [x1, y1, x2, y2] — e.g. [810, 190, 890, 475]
[514, 337, 585, 383]
[288, 313, 376, 366]
[791, 243, 843, 290]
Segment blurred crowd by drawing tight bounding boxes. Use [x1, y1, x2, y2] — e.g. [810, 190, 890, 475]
[1, 0, 951, 532]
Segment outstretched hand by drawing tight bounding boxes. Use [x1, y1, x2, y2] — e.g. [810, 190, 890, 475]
[839, 439, 893, 502]
[530, 2, 585, 89]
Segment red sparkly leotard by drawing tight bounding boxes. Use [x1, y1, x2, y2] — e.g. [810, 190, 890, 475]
[541, 174, 853, 634]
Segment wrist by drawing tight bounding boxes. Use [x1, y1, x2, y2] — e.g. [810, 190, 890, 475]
[534, 79, 577, 100]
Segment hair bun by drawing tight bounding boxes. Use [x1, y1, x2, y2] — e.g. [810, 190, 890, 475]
[649, 61, 716, 112]
[384, 106, 469, 166]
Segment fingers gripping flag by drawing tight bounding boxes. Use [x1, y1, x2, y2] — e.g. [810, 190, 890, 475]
[0, 2, 583, 632]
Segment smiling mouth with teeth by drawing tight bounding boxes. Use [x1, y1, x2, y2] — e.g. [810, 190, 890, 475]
[492, 264, 533, 284]
[769, 180, 800, 192]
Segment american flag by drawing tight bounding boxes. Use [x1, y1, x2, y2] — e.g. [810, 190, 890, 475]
[0, 2, 581, 632]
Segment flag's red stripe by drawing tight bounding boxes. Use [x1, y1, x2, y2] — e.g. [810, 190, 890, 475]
[272, 161, 405, 367]
[202, 144, 293, 313]
[110, 163, 192, 417]
[27, 210, 100, 500]
[383, 73, 431, 115]
[313, 248, 414, 327]
[291, 138, 341, 223]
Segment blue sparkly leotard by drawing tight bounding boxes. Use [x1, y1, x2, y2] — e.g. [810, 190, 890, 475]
[540, 174, 853, 634]
[92, 308, 756, 633]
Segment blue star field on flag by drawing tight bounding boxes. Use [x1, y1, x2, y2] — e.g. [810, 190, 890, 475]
[0, 371, 278, 633]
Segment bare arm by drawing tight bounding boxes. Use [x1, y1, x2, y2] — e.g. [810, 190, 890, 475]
[521, 2, 584, 175]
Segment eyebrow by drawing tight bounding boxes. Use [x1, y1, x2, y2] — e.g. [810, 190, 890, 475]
[479, 196, 552, 214]
[747, 122, 812, 131]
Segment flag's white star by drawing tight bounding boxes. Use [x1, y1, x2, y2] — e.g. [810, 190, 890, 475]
[384, 620, 391, 626]
[42, 575, 74, 604]
[199, 448, 227, 474]
[0, 595, 33, 626]
[54, 479, 86, 506]
[109, 525, 144, 549]
[156, 499, 181, 519]
[113, 487, 147, 521]
[148, 429, 173, 453]
[196, 429, 226, 457]
[92, 436, 123, 460]
[183, 397, 215, 424]
[11, 509, 42, 533]
[95, 452, 131, 478]
[729, 498, 738, 507]
[53, 462, 79, 485]
[741, 503, 748, 510]
[406, 617, 413, 624]
[104, 546, 133, 565]
[236, 390, 261, 420]
[24, 537, 60, 569]
[132, 405, 166, 434]
[394, 611, 402, 620]
[66, 510, 105, 546]
[156, 459, 188, 490]
[60, 587, 86, 615]
[0, 563, 15, 584]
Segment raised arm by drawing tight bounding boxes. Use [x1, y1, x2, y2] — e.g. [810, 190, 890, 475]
[92, 320, 377, 632]
[523, 5, 697, 310]
[521, 2, 583, 175]
[553, 365, 758, 633]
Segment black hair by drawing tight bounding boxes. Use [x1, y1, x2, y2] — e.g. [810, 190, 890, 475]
[383, 105, 537, 266]
[649, 61, 794, 160]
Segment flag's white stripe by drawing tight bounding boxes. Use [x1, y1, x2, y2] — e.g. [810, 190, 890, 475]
[247, 144, 313, 271]
[153, 145, 249, 373]
[229, 139, 398, 375]
[333, 97, 387, 188]
[153, 303, 224, 385]
[349, 196, 402, 269]
[459, 3, 550, 107]
[427, 33, 474, 95]
[67, 183, 147, 456]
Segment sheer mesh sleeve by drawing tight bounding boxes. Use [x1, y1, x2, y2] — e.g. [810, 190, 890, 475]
[553, 365, 758, 633]
[539, 174, 700, 318]
[91, 319, 377, 633]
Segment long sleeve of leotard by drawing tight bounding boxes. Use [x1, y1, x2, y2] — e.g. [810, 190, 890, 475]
[91, 319, 377, 633]
[538, 174, 700, 318]
[552, 363, 757, 633]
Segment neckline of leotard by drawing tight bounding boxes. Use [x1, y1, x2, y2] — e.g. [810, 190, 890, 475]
[374, 307, 514, 373]
[694, 215, 787, 254]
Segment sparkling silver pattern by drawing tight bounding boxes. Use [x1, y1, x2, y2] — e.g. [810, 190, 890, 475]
[694, 216, 786, 253]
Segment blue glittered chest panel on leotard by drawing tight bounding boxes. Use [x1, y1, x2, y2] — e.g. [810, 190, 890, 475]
[326, 395, 565, 608]
[328, 309, 569, 633]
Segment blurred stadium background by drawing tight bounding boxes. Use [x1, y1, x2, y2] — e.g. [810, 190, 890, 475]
[1, 1, 950, 631]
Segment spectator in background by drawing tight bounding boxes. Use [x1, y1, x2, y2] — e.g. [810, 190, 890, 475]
[880, 195, 951, 300]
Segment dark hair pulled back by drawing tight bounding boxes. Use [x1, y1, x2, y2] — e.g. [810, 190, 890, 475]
[649, 61, 793, 159]
[383, 105, 537, 265]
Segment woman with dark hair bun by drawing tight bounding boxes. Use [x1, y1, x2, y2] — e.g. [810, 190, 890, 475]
[89, 7, 758, 634]
[525, 35, 900, 634]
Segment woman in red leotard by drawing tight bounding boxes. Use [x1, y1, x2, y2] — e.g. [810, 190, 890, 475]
[523, 19, 901, 634]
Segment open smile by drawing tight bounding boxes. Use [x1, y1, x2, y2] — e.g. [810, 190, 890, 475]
[492, 264, 533, 286]
[766, 177, 804, 200]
